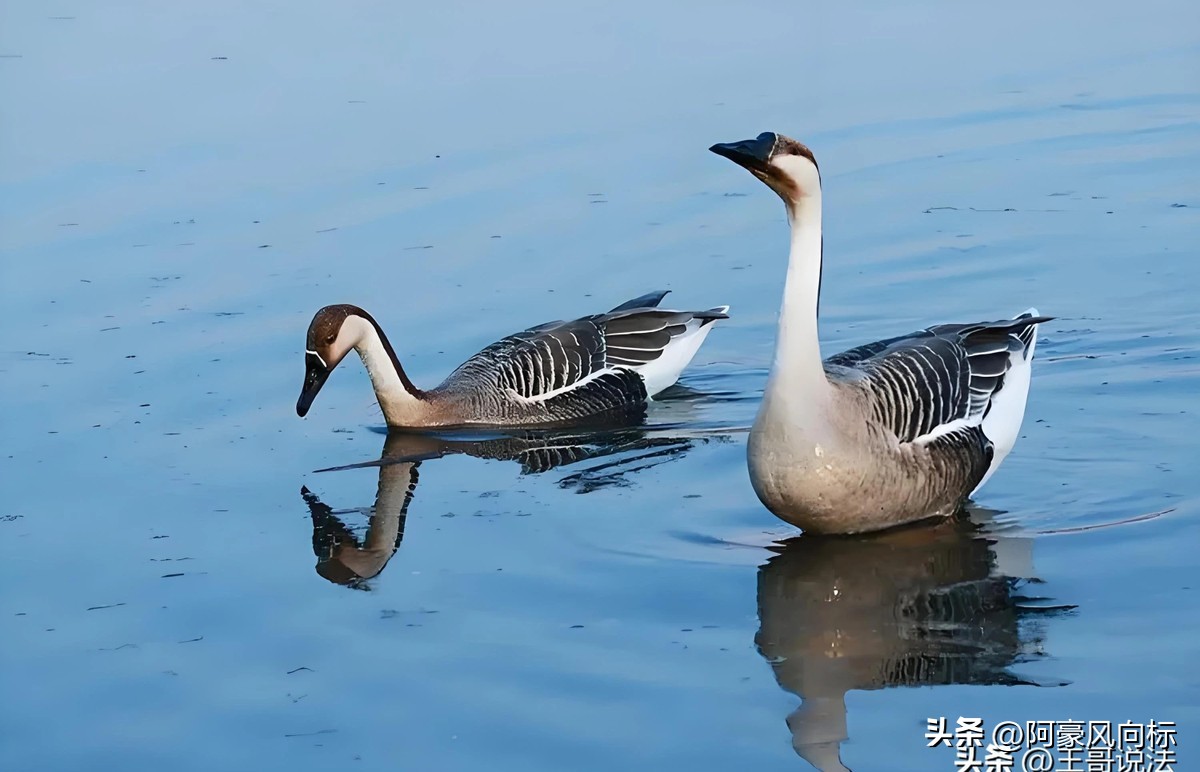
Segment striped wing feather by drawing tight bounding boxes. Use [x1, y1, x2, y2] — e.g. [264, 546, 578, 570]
[440, 291, 722, 405]
[444, 319, 610, 400]
[603, 311, 700, 367]
[833, 314, 1050, 445]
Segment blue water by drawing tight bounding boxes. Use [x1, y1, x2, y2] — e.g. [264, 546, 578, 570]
[2, 2, 1198, 770]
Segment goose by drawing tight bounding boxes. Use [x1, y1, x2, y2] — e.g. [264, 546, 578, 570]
[296, 290, 728, 429]
[709, 132, 1051, 535]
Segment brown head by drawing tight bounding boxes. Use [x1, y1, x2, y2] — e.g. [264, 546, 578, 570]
[709, 132, 821, 204]
[297, 304, 371, 417]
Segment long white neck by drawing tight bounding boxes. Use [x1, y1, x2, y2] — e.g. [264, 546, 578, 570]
[766, 193, 830, 407]
[343, 316, 427, 426]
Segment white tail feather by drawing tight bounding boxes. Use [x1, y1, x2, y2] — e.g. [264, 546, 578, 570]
[973, 308, 1041, 494]
[637, 316, 722, 397]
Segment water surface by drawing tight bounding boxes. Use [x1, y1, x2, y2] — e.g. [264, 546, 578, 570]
[2, 2, 1198, 770]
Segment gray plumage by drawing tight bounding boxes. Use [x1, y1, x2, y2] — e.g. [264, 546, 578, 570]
[431, 292, 728, 425]
[829, 312, 1050, 446]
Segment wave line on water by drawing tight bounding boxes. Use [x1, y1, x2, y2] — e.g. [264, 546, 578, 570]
[1033, 506, 1175, 536]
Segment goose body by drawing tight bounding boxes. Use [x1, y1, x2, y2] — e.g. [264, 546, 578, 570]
[297, 291, 728, 429]
[711, 132, 1050, 534]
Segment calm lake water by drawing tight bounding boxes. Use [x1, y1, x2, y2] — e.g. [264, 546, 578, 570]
[2, 2, 1198, 770]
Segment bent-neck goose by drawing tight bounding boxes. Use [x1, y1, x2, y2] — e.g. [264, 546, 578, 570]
[297, 290, 728, 429]
[710, 132, 1051, 534]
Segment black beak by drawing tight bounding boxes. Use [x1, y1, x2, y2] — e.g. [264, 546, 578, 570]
[709, 132, 778, 172]
[296, 353, 331, 417]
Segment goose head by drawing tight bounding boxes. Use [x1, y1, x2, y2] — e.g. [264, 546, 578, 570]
[297, 304, 369, 417]
[709, 132, 821, 204]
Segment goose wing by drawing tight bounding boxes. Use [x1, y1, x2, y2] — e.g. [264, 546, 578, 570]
[439, 292, 726, 404]
[606, 290, 671, 313]
[832, 312, 1051, 445]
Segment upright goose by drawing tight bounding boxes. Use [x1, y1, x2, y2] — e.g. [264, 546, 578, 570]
[296, 291, 728, 428]
[710, 132, 1051, 534]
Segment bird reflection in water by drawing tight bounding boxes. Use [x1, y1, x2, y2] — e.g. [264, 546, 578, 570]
[302, 420, 726, 589]
[755, 511, 1074, 771]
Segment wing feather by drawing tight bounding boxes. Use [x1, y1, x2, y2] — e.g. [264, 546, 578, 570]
[438, 298, 728, 405]
[832, 314, 1051, 445]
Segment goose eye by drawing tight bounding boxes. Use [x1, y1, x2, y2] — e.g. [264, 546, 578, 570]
[324, 335, 336, 345]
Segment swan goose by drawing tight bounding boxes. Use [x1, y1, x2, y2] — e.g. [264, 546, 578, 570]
[710, 132, 1051, 534]
[296, 291, 728, 429]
